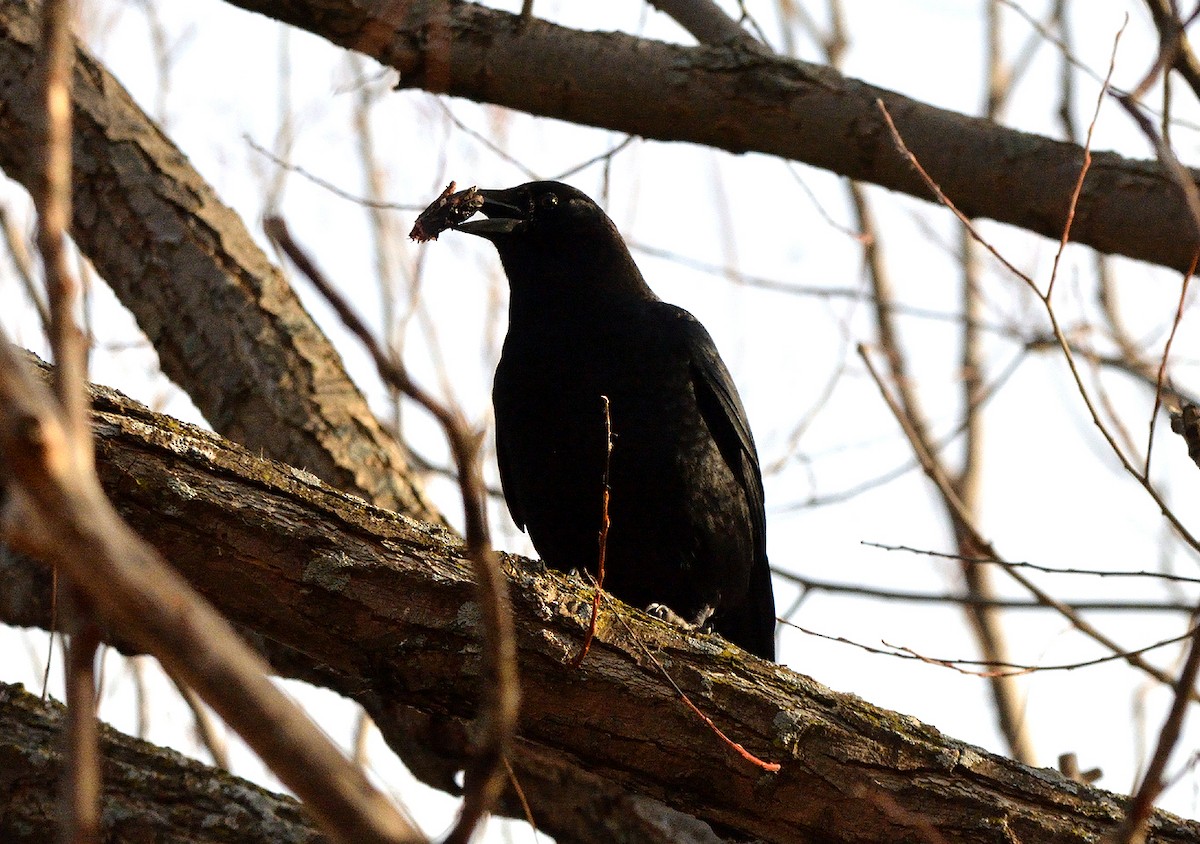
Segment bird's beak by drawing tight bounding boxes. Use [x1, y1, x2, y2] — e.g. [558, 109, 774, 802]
[456, 188, 529, 237]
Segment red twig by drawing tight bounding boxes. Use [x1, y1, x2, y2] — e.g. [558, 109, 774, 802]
[571, 395, 612, 668]
[608, 600, 780, 773]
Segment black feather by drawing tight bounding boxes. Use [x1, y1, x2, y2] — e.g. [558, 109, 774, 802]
[458, 181, 776, 660]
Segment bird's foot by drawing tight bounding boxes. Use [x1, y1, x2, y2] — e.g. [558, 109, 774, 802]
[646, 603, 715, 633]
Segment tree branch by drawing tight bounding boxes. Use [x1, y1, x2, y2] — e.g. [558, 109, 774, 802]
[5, 356, 1200, 844]
[218, 0, 1200, 274]
[0, 0, 440, 522]
[0, 681, 328, 843]
[0, 343, 420, 843]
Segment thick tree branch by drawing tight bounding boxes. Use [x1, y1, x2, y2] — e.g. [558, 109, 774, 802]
[0, 0, 440, 522]
[5, 360, 1200, 844]
[217, 0, 1200, 274]
[0, 682, 327, 844]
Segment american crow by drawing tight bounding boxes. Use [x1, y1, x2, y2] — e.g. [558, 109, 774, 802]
[456, 181, 776, 660]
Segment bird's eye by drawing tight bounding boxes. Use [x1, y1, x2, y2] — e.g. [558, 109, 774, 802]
[538, 192, 559, 210]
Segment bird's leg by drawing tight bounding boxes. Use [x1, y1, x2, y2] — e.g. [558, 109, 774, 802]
[646, 603, 715, 632]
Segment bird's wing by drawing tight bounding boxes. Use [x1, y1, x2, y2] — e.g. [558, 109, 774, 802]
[670, 306, 776, 658]
[492, 359, 528, 532]
[494, 426, 526, 531]
[667, 306, 767, 561]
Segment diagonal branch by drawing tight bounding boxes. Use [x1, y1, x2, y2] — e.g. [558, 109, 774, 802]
[5, 358, 1200, 844]
[0, 0, 439, 522]
[217, 0, 1200, 275]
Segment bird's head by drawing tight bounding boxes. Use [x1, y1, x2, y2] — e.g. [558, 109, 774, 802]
[456, 181, 613, 242]
[455, 181, 653, 307]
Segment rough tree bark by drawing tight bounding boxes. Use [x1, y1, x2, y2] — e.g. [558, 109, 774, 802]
[0, 682, 326, 844]
[3, 363, 1198, 844]
[0, 0, 441, 523]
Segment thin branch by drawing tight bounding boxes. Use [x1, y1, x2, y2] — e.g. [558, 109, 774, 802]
[952, 0, 1033, 764]
[857, 344, 1198, 701]
[864, 541, 1200, 586]
[772, 570, 1199, 613]
[35, 3, 103, 840]
[1146, 257, 1196, 475]
[61, 609, 101, 844]
[36, 0, 87, 454]
[264, 215, 518, 844]
[877, 64, 1200, 558]
[246, 134, 424, 212]
[1142, 0, 1200, 103]
[1113, 613, 1200, 843]
[646, 0, 761, 48]
[571, 395, 612, 668]
[607, 593, 780, 773]
[170, 674, 230, 770]
[0, 205, 50, 334]
[784, 618, 1199, 679]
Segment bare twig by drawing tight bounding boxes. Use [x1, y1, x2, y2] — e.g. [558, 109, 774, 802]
[865, 541, 1200, 586]
[1145, 257, 1196, 476]
[877, 50, 1200, 559]
[785, 617, 1199, 678]
[553, 135, 638, 182]
[952, 0, 1033, 764]
[34, 3, 104, 839]
[264, 215, 518, 844]
[857, 344, 1198, 700]
[37, 0, 87, 455]
[61, 609, 101, 844]
[646, 0, 761, 48]
[170, 674, 230, 770]
[772, 570, 1198, 613]
[1111, 613, 1200, 843]
[1142, 0, 1200, 104]
[0, 205, 50, 334]
[246, 134, 424, 212]
[571, 395, 612, 668]
[1059, 752, 1104, 786]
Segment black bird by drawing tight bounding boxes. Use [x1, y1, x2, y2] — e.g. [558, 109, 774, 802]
[457, 181, 776, 660]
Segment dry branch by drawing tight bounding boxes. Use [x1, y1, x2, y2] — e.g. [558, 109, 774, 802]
[0, 0, 439, 522]
[5, 359, 1200, 844]
[219, 0, 1200, 274]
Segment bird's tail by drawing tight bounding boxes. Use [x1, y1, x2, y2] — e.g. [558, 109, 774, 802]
[715, 557, 776, 661]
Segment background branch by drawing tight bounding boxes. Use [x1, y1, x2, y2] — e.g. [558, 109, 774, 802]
[218, 0, 1200, 274]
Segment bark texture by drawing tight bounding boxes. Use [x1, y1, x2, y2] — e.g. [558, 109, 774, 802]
[218, 0, 1200, 275]
[0, 0, 440, 523]
[4, 364, 1199, 844]
[0, 682, 326, 844]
